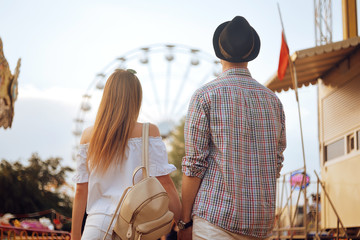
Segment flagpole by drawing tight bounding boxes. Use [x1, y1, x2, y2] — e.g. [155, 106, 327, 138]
[277, 3, 308, 238]
[277, 3, 306, 170]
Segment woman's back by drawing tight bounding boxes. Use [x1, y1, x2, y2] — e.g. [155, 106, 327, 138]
[74, 123, 176, 215]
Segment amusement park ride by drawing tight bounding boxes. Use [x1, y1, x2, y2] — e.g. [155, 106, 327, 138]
[265, 0, 360, 239]
[0, 37, 21, 129]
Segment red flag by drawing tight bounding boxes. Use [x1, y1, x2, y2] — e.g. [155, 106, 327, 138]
[277, 31, 289, 80]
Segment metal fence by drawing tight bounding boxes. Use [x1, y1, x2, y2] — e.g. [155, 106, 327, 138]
[0, 226, 70, 240]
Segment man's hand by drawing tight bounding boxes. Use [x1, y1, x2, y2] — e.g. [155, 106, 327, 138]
[178, 174, 201, 240]
[178, 226, 193, 240]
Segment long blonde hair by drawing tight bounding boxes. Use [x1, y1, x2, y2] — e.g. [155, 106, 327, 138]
[87, 69, 142, 173]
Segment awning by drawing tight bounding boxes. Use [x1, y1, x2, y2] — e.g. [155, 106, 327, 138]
[264, 36, 360, 93]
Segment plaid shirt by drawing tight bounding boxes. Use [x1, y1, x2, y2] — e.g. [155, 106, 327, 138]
[182, 67, 286, 238]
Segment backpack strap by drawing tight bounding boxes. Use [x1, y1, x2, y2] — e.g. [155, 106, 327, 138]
[102, 123, 150, 240]
[141, 122, 150, 179]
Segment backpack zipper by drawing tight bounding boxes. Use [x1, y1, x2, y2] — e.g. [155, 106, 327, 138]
[126, 192, 168, 238]
[126, 223, 133, 238]
[135, 217, 173, 240]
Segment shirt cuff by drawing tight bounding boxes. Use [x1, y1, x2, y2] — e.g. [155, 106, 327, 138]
[72, 173, 89, 183]
[149, 163, 177, 177]
[182, 160, 207, 179]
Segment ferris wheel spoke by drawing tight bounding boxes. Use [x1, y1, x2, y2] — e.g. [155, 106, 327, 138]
[198, 70, 212, 86]
[173, 98, 191, 119]
[173, 71, 211, 118]
[140, 110, 155, 123]
[164, 60, 172, 116]
[170, 62, 192, 115]
[146, 62, 162, 116]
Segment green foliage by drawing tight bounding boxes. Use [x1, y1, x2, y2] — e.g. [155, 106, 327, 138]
[0, 154, 73, 217]
[167, 118, 185, 194]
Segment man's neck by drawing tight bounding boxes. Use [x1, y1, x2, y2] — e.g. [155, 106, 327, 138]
[221, 60, 248, 72]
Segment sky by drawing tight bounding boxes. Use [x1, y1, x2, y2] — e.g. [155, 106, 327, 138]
[0, 0, 358, 193]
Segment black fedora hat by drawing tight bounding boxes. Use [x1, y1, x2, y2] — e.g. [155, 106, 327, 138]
[213, 16, 261, 63]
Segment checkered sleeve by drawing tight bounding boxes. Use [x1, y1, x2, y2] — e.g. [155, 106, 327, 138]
[182, 92, 210, 179]
[277, 103, 286, 178]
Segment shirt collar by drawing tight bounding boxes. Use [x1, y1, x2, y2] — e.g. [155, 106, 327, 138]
[218, 67, 252, 78]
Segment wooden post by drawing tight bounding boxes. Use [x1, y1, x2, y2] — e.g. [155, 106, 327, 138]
[314, 171, 349, 239]
[342, 0, 358, 39]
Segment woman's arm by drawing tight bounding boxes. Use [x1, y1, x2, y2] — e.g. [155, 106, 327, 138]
[149, 123, 181, 221]
[71, 127, 92, 240]
[71, 182, 88, 240]
[156, 174, 181, 222]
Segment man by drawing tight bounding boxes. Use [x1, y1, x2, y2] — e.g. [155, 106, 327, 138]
[178, 16, 286, 240]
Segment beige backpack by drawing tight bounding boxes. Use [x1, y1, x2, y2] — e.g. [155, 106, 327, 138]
[103, 123, 174, 240]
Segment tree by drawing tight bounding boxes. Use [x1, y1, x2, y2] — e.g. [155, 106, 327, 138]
[167, 118, 185, 194]
[0, 154, 73, 217]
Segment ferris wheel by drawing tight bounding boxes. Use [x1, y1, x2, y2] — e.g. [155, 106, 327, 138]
[72, 43, 221, 159]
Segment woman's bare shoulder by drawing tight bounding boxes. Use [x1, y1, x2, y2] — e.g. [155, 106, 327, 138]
[148, 123, 160, 137]
[80, 126, 94, 144]
[128, 122, 161, 138]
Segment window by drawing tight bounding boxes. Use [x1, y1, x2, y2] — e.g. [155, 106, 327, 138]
[347, 133, 355, 153]
[325, 138, 345, 161]
[357, 130, 360, 150]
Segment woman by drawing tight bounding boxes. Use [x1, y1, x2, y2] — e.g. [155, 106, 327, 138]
[71, 69, 181, 240]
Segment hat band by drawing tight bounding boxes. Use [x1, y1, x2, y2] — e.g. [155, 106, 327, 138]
[218, 31, 255, 60]
[241, 32, 255, 59]
[219, 39, 233, 59]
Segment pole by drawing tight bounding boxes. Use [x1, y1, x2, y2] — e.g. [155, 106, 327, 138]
[316, 179, 319, 237]
[314, 171, 349, 238]
[277, 3, 306, 170]
[277, 4, 308, 238]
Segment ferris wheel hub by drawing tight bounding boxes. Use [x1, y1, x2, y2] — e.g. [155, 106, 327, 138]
[158, 120, 175, 138]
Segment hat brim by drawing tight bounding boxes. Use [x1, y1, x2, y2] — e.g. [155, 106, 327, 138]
[213, 21, 261, 63]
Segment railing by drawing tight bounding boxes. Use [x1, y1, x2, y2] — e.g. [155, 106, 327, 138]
[272, 167, 311, 240]
[271, 168, 351, 240]
[0, 225, 70, 239]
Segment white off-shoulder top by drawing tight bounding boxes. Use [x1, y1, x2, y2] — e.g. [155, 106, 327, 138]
[73, 137, 176, 215]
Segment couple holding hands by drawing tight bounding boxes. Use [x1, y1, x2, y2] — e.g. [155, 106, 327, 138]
[72, 16, 286, 240]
